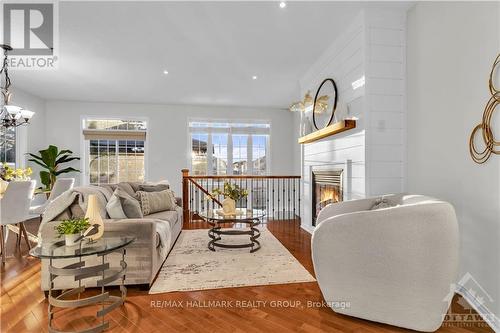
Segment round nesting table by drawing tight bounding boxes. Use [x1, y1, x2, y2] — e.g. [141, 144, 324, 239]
[30, 236, 135, 333]
[199, 209, 265, 253]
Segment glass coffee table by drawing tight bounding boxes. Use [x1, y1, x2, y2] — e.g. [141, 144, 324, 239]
[30, 236, 135, 333]
[199, 209, 265, 253]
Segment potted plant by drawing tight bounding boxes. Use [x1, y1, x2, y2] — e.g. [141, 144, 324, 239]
[0, 163, 33, 181]
[211, 182, 248, 215]
[55, 218, 90, 246]
[0, 163, 33, 195]
[27, 145, 80, 191]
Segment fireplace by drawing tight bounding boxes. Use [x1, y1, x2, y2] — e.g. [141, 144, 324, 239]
[312, 169, 343, 226]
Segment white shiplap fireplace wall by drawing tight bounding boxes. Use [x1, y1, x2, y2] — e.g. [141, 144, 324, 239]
[299, 9, 407, 233]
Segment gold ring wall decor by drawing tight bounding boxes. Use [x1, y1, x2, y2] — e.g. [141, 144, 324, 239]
[469, 54, 500, 164]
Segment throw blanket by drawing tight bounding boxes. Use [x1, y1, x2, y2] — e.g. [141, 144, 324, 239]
[38, 186, 112, 238]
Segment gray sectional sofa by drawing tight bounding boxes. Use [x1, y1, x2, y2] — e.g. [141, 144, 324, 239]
[38, 181, 182, 291]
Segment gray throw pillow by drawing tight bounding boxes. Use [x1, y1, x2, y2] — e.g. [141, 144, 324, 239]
[128, 182, 142, 192]
[100, 184, 117, 194]
[106, 192, 127, 219]
[113, 187, 143, 218]
[136, 190, 175, 215]
[138, 184, 170, 192]
[117, 182, 136, 197]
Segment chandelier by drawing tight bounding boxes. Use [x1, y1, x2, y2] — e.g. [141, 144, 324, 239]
[0, 44, 34, 128]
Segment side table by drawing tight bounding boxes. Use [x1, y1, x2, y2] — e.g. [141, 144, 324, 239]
[30, 236, 135, 333]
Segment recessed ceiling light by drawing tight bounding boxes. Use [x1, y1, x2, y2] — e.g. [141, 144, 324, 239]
[279, 2, 286, 9]
[163, 70, 169, 75]
[252, 75, 258, 80]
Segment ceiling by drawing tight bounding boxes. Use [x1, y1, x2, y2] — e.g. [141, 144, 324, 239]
[9, 1, 407, 108]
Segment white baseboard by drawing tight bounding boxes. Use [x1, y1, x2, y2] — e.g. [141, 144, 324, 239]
[300, 223, 314, 234]
[456, 285, 500, 333]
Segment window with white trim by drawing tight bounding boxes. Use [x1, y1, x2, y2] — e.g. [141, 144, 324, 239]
[0, 126, 16, 167]
[189, 121, 270, 175]
[82, 118, 147, 185]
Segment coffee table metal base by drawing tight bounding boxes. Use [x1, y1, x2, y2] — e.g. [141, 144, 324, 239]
[208, 221, 261, 253]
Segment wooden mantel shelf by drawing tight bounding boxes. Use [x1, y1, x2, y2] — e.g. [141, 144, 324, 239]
[298, 119, 356, 144]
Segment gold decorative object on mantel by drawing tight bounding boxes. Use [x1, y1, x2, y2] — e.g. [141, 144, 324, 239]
[289, 91, 330, 114]
[298, 119, 356, 144]
[289, 91, 313, 112]
[469, 53, 500, 164]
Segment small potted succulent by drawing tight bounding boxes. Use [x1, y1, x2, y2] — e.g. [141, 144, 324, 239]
[211, 182, 248, 215]
[55, 218, 90, 246]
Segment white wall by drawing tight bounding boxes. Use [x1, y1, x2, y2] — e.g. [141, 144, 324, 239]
[44, 101, 295, 194]
[365, 8, 407, 195]
[407, 1, 500, 325]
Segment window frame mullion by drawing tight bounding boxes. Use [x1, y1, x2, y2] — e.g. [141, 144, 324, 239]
[247, 134, 253, 175]
[227, 129, 233, 175]
[115, 139, 119, 183]
[207, 132, 213, 175]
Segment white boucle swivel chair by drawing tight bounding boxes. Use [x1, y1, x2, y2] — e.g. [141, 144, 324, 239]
[312, 194, 459, 332]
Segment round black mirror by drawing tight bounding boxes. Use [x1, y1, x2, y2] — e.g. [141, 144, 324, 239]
[312, 78, 338, 130]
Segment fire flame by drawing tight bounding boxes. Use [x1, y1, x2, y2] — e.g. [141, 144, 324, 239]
[319, 186, 340, 205]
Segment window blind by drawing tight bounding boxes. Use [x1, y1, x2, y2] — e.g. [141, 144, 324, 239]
[83, 130, 146, 141]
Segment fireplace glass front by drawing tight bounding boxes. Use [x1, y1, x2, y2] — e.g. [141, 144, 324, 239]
[312, 169, 343, 226]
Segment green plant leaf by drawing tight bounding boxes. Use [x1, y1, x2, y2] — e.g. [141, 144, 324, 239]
[55, 218, 90, 236]
[55, 167, 80, 175]
[28, 158, 49, 170]
[57, 149, 73, 156]
[26, 153, 46, 163]
[39, 148, 57, 168]
[56, 155, 80, 164]
[40, 171, 51, 188]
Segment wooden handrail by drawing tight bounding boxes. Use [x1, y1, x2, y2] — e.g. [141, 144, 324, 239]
[188, 178, 223, 206]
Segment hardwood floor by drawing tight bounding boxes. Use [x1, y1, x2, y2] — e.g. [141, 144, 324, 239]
[0, 218, 494, 333]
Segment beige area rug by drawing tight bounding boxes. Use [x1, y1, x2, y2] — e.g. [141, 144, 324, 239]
[149, 228, 316, 294]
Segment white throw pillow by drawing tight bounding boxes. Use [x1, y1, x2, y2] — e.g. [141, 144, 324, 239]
[106, 190, 128, 219]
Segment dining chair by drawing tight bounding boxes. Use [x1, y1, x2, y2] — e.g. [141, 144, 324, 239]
[0, 180, 36, 264]
[30, 178, 75, 215]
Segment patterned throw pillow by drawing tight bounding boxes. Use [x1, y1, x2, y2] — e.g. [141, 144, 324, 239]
[136, 190, 176, 215]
